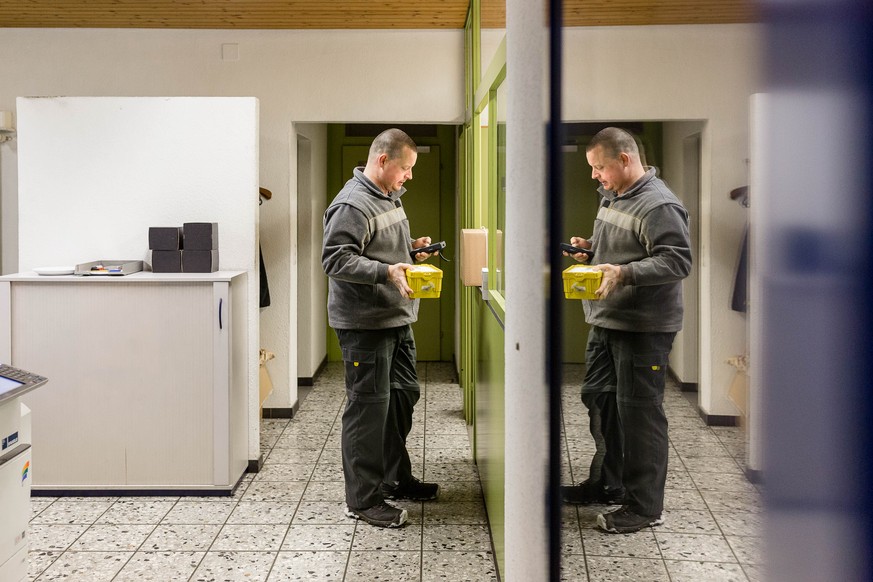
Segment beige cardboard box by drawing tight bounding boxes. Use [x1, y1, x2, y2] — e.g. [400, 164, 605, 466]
[460, 228, 487, 286]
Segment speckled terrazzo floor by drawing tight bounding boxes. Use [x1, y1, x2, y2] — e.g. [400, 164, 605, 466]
[560, 365, 763, 582]
[26, 362, 497, 581]
[25, 361, 761, 581]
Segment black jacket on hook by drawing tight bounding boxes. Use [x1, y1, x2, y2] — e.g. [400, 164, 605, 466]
[259, 245, 271, 308]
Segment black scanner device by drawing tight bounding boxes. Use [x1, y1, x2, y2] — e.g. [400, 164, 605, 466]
[410, 241, 446, 260]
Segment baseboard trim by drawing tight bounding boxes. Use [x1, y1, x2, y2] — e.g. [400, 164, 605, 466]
[247, 454, 264, 474]
[668, 366, 698, 392]
[697, 409, 740, 427]
[298, 355, 328, 386]
[33, 488, 234, 497]
[33, 468, 249, 497]
[262, 403, 298, 419]
[745, 467, 764, 484]
[670, 367, 737, 426]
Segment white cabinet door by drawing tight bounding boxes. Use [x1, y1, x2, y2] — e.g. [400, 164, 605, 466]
[10, 282, 217, 488]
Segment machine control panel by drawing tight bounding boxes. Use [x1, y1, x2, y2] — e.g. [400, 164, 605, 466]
[0, 364, 48, 405]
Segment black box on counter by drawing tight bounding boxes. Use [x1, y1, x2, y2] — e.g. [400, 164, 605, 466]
[182, 250, 219, 273]
[150, 250, 182, 273]
[148, 227, 183, 251]
[183, 222, 219, 251]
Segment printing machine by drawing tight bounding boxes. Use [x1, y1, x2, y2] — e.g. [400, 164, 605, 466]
[0, 365, 48, 582]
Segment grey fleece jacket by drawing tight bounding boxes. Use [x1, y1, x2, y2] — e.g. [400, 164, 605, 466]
[322, 168, 419, 330]
[583, 168, 692, 332]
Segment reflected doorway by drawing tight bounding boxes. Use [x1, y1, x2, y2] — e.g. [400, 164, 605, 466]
[558, 120, 703, 569]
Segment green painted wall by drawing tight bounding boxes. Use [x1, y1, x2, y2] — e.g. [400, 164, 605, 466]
[475, 294, 505, 576]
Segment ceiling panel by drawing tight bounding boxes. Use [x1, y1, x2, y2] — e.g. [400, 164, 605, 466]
[0, 0, 758, 30]
[0, 1, 471, 29]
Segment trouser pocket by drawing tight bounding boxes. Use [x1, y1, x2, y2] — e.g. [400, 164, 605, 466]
[341, 347, 378, 400]
[630, 352, 668, 405]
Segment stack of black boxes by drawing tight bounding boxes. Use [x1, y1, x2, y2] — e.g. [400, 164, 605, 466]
[148, 223, 219, 273]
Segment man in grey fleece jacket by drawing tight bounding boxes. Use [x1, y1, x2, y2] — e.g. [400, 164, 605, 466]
[322, 128, 441, 529]
[561, 127, 692, 534]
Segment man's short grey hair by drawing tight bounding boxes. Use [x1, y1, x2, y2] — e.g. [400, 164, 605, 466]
[587, 127, 640, 160]
[370, 128, 418, 161]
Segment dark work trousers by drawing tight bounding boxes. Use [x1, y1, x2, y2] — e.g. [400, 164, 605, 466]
[335, 325, 421, 510]
[581, 391, 624, 492]
[581, 326, 676, 517]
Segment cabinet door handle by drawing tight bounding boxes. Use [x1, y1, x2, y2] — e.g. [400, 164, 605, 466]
[219, 298, 223, 330]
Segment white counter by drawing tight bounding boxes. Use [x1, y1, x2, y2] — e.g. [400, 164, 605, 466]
[0, 272, 249, 495]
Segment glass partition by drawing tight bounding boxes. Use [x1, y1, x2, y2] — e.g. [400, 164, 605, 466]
[495, 82, 507, 299]
[480, 0, 506, 88]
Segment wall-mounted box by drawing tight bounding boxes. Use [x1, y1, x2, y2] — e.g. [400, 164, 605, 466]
[460, 228, 487, 287]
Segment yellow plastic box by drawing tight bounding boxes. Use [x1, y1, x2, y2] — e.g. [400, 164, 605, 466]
[562, 265, 602, 300]
[406, 264, 443, 298]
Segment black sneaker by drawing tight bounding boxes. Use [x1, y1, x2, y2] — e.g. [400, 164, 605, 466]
[561, 481, 625, 505]
[596, 506, 664, 534]
[345, 502, 408, 528]
[382, 477, 440, 501]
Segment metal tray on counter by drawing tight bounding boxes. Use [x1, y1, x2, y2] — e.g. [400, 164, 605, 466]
[74, 260, 143, 276]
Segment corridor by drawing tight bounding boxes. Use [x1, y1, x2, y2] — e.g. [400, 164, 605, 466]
[26, 362, 761, 581]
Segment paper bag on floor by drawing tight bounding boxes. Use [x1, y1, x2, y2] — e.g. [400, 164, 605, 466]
[259, 348, 275, 413]
[727, 355, 748, 422]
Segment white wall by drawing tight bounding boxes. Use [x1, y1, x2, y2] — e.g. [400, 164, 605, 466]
[291, 123, 328, 382]
[563, 24, 762, 416]
[0, 28, 465, 419]
[16, 95, 261, 460]
[663, 121, 705, 385]
[0, 24, 760, 421]
[16, 97, 258, 273]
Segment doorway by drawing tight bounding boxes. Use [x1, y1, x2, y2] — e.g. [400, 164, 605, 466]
[325, 124, 458, 363]
[559, 122, 672, 366]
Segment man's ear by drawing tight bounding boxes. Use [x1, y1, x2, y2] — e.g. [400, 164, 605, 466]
[377, 153, 389, 168]
[619, 152, 631, 167]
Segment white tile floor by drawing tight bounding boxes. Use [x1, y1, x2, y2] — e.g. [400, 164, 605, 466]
[560, 365, 763, 582]
[25, 361, 761, 581]
[26, 362, 496, 581]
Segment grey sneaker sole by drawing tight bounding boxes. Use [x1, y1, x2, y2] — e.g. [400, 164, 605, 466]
[383, 486, 440, 501]
[596, 512, 664, 534]
[561, 493, 624, 506]
[345, 506, 408, 528]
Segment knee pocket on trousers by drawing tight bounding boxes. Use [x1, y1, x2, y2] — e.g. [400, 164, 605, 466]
[342, 348, 380, 400]
[627, 353, 667, 405]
